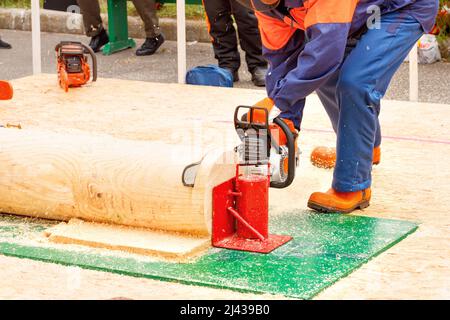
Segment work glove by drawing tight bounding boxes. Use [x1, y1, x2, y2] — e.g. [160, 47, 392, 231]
[253, 97, 281, 123]
[268, 105, 282, 124]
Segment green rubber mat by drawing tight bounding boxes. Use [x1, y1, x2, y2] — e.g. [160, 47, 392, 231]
[0, 212, 417, 299]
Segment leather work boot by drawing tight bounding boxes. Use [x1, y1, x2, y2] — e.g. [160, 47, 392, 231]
[224, 68, 239, 82]
[89, 29, 109, 53]
[0, 38, 12, 49]
[311, 146, 381, 169]
[136, 34, 165, 56]
[308, 188, 372, 214]
[250, 66, 267, 87]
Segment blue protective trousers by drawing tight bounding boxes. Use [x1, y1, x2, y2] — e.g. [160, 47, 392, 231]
[313, 11, 424, 192]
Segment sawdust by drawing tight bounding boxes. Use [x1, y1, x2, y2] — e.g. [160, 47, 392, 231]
[0, 215, 199, 265]
[46, 219, 210, 262]
[0, 75, 449, 299]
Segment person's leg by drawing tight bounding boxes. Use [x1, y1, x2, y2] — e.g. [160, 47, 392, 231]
[76, 0, 108, 52]
[316, 71, 340, 134]
[132, 0, 164, 56]
[313, 68, 382, 169]
[316, 47, 381, 147]
[333, 11, 424, 192]
[229, 1, 267, 74]
[76, 0, 103, 37]
[203, 0, 241, 77]
[308, 11, 424, 213]
[131, 0, 161, 38]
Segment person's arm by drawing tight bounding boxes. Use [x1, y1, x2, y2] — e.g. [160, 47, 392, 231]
[271, 0, 358, 112]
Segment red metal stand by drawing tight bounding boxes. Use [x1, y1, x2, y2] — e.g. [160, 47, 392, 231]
[212, 166, 292, 253]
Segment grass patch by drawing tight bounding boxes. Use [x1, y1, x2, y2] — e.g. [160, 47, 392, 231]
[0, 0, 40, 8]
[154, 4, 205, 20]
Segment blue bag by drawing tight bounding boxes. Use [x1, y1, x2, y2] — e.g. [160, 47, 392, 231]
[186, 65, 234, 88]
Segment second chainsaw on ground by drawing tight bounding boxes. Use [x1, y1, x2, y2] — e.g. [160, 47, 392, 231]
[55, 41, 97, 92]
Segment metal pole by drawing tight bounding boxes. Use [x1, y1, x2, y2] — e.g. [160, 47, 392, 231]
[177, 0, 187, 84]
[31, 0, 42, 74]
[409, 42, 419, 102]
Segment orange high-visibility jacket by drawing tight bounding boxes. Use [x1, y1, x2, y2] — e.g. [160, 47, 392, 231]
[254, 0, 438, 112]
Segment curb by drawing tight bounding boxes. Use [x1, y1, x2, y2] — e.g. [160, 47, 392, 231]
[0, 8, 211, 43]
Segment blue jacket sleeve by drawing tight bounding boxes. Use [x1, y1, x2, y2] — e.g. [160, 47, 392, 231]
[270, 23, 352, 112]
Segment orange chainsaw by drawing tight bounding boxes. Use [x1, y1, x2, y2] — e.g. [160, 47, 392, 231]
[55, 41, 97, 92]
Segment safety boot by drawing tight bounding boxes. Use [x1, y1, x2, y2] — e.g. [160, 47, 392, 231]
[136, 34, 165, 56]
[89, 29, 109, 53]
[311, 146, 381, 169]
[308, 188, 371, 214]
[250, 66, 267, 87]
[0, 38, 11, 49]
[224, 68, 240, 82]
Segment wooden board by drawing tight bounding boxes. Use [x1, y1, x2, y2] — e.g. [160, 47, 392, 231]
[46, 219, 210, 261]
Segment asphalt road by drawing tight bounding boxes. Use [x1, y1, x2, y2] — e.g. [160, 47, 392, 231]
[1, 28, 449, 104]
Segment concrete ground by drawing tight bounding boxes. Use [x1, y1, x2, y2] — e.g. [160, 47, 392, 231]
[1, 28, 450, 104]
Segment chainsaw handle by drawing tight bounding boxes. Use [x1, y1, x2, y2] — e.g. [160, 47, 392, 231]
[271, 117, 296, 189]
[55, 42, 98, 83]
[82, 44, 97, 82]
[234, 105, 269, 131]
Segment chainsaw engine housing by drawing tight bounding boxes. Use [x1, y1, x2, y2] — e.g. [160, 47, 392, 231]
[234, 106, 298, 189]
[55, 42, 97, 92]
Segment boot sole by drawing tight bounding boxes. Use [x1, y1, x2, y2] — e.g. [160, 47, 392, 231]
[307, 200, 370, 214]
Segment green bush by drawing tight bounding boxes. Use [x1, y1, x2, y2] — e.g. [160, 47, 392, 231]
[0, 0, 31, 8]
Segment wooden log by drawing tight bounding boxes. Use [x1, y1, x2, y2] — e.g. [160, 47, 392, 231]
[0, 128, 236, 236]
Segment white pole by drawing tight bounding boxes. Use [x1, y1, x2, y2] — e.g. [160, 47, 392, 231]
[409, 42, 419, 102]
[31, 0, 42, 74]
[177, 0, 187, 84]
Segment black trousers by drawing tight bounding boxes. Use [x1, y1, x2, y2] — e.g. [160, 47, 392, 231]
[203, 0, 267, 72]
[76, 0, 160, 38]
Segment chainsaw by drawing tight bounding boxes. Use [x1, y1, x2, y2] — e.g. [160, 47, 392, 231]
[182, 106, 298, 253]
[182, 105, 299, 189]
[55, 41, 97, 92]
[234, 106, 299, 189]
